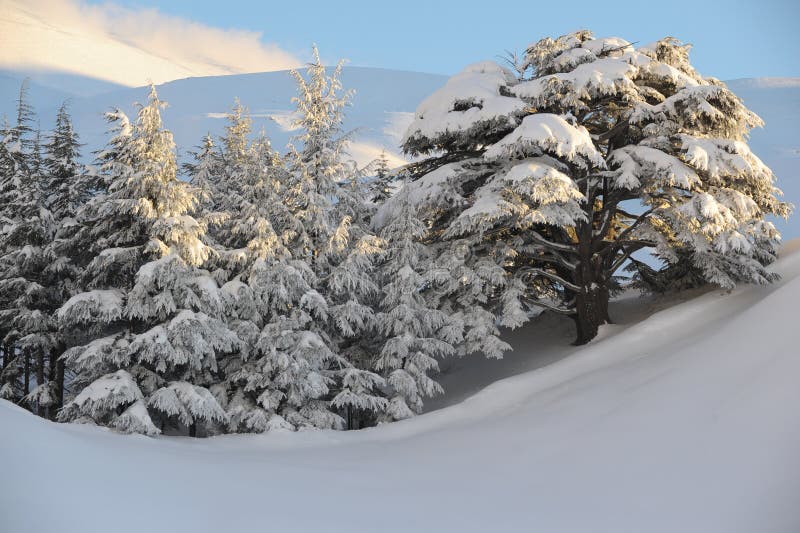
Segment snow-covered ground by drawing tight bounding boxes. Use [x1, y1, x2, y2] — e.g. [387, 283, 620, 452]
[3, 243, 799, 533]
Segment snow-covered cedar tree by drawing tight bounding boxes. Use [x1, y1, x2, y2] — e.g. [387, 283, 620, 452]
[201, 48, 387, 431]
[374, 186, 463, 420]
[56, 85, 238, 436]
[183, 133, 222, 220]
[385, 31, 790, 344]
[18, 102, 85, 417]
[0, 98, 26, 401]
[369, 150, 394, 203]
[0, 81, 64, 413]
[283, 47, 387, 429]
[203, 116, 345, 432]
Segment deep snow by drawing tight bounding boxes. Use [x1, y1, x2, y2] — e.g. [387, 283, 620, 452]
[2, 244, 799, 533]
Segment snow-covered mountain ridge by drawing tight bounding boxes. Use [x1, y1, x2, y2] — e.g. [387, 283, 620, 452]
[2, 241, 799, 533]
[0, 67, 448, 169]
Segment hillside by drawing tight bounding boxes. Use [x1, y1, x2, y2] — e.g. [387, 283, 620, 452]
[2, 242, 799, 533]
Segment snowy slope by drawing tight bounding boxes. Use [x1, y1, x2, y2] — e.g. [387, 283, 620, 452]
[2, 244, 799, 533]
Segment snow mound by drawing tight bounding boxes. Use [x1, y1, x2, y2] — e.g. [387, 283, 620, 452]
[2, 245, 799, 533]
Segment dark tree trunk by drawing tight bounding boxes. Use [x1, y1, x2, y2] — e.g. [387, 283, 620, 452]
[189, 423, 197, 437]
[47, 348, 63, 419]
[23, 350, 30, 400]
[36, 352, 44, 416]
[572, 287, 611, 345]
[572, 222, 612, 345]
[55, 358, 65, 418]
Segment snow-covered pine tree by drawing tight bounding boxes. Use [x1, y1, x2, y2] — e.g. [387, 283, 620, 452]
[0, 113, 22, 400]
[57, 85, 237, 436]
[202, 99, 259, 277]
[222, 99, 250, 168]
[373, 164, 515, 360]
[184, 133, 222, 217]
[0, 81, 52, 408]
[13, 102, 85, 418]
[0, 115, 17, 399]
[284, 47, 387, 428]
[209, 123, 341, 432]
[370, 150, 393, 203]
[374, 186, 462, 420]
[391, 31, 790, 344]
[217, 99, 251, 203]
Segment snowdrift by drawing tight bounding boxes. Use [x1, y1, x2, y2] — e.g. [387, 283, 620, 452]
[2, 245, 799, 533]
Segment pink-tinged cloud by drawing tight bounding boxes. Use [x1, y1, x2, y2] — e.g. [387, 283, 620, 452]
[0, 0, 302, 86]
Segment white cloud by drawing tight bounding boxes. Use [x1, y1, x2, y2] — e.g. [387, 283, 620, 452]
[0, 0, 301, 87]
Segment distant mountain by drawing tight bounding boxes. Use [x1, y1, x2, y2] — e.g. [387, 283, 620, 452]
[0, 70, 796, 238]
[723, 78, 800, 239]
[0, 67, 448, 169]
[0, 69, 125, 98]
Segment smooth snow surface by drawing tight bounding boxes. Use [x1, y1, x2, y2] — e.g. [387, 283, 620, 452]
[3, 245, 800, 533]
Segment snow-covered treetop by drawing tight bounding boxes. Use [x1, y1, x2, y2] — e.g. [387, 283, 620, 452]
[222, 99, 251, 167]
[401, 31, 760, 159]
[484, 114, 605, 168]
[391, 29, 791, 338]
[402, 61, 527, 155]
[57, 289, 124, 327]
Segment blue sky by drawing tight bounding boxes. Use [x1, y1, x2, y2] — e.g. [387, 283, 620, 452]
[87, 0, 799, 80]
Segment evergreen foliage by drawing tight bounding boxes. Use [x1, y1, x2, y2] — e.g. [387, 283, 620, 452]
[387, 31, 790, 344]
[0, 36, 788, 436]
[57, 85, 237, 435]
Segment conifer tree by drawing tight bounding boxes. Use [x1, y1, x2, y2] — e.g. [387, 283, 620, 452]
[216, 99, 252, 207]
[0, 81, 49, 406]
[258, 47, 387, 428]
[58, 86, 238, 436]
[370, 150, 393, 203]
[184, 133, 222, 216]
[0, 115, 22, 400]
[374, 187, 462, 420]
[11, 102, 85, 417]
[389, 31, 790, 344]
[220, 125, 341, 431]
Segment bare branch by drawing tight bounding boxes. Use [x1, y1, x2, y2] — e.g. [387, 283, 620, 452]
[529, 230, 576, 253]
[614, 207, 656, 246]
[518, 267, 582, 292]
[523, 297, 575, 316]
[610, 242, 650, 274]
